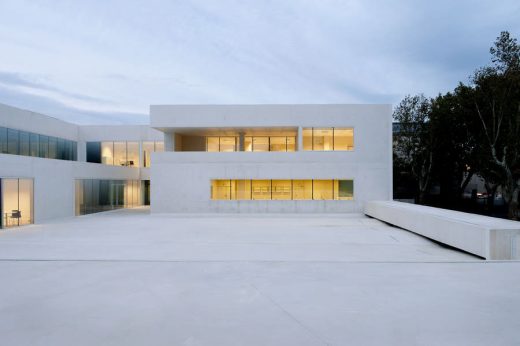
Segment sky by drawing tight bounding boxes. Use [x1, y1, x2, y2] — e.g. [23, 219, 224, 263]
[0, 0, 519, 124]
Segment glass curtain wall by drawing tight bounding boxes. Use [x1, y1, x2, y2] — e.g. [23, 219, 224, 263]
[142, 141, 164, 168]
[0, 178, 34, 229]
[302, 128, 354, 151]
[87, 141, 164, 167]
[75, 179, 141, 216]
[0, 126, 76, 160]
[211, 179, 353, 200]
[207, 136, 296, 152]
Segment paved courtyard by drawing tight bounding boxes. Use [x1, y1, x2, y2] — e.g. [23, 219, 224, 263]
[0, 208, 519, 345]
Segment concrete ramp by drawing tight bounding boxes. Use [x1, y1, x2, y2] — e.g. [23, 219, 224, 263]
[365, 201, 520, 260]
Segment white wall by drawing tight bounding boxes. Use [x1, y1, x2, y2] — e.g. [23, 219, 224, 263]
[0, 154, 139, 222]
[150, 104, 392, 213]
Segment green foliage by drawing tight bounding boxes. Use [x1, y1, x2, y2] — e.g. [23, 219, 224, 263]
[393, 31, 520, 219]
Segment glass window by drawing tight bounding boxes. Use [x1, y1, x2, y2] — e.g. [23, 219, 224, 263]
[287, 137, 296, 152]
[313, 128, 334, 151]
[269, 137, 287, 152]
[29, 133, 39, 157]
[252, 137, 269, 152]
[72, 142, 77, 161]
[292, 180, 312, 200]
[64, 140, 72, 160]
[101, 142, 114, 165]
[86, 142, 101, 163]
[333, 128, 354, 151]
[232, 180, 251, 200]
[48, 137, 57, 159]
[211, 180, 231, 200]
[1, 179, 19, 228]
[219, 137, 236, 152]
[313, 180, 333, 200]
[142, 142, 154, 168]
[251, 180, 271, 200]
[18, 131, 30, 156]
[334, 180, 354, 200]
[272, 180, 292, 200]
[244, 137, 253, 152]
[302, 128, 312, 150]
[1, 178, 33, 228]
[57, 138, 65, 160]
[155, 141, 164, 152]
[207, 137, 219, 152]
[126, 142, 139, 167]
[7, 128, 19, 155]
[38, 135, 48, 158]
[113, 142, 127, 166]
[18, 179, 33, 226]
[0, 127, 8, 154]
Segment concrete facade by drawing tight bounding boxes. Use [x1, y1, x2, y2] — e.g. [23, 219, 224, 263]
[1, 102, 392, 225]
[150, 104, 393, 213]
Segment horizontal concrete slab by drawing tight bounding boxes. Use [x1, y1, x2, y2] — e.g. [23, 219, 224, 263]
[365, 201, 520, 260]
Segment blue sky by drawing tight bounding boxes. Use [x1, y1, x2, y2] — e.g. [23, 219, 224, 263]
[0, 0, 519, 124]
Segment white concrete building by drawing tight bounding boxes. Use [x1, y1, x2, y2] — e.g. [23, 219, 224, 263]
[151, 104, 393, 213]
[0, 102, 392, 228]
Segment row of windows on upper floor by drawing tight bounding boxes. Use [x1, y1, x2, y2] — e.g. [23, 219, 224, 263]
[204, 128, 354, 152]
[0, 126, 77, 161]
[86, 141, 164, 168]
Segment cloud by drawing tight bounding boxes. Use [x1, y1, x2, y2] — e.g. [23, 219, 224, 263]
[0, 0, 518, 123]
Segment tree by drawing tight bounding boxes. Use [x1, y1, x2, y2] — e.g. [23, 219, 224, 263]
[393, 95, 434, 204]
[468, 31, 520, 219]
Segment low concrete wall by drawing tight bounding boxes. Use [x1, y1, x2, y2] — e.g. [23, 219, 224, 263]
[365, 201, 520, 260]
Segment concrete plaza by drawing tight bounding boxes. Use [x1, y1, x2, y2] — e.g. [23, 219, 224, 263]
[0, 208, 519, 345]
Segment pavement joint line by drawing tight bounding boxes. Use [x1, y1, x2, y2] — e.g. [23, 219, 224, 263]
[0, 258, 517, 264]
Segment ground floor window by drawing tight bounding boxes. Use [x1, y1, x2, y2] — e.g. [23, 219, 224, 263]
[210, 179, 353, 201]
[75, 179, 141, 216]
[0, 178, 34, 229]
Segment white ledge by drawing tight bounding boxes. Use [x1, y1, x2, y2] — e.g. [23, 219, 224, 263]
[365, 201, 520, 260]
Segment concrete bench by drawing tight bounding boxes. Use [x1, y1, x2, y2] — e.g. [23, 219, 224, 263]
[364, 201, 520, 260]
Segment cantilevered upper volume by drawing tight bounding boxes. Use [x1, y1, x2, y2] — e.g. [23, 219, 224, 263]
[149, 104, 393, 213]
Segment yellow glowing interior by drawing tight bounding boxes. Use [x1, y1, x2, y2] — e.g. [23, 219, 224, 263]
[1, 178, 33, 228]
[207, 136, 297, 152]
[211, 179, 353, 200]
[302, 128, 354, 151]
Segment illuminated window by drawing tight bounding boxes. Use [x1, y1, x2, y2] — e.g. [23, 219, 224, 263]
[287, 137, 296, 152]
[207, 137, 220, 152]
[252, 180, 271, 200]
[155, 141, 164, 152]
[272, 180, 292, 200]
[293, 180, 313, 200]
[313, 128, 333, 151]
[252, 137, 269, 152]
[1, 178, 33, 228]
[233, 180, 251, 200]
[312, 180, 333, 200]
[101, 142, 114, 165]
[126, 142, 139, 167]
[113, 142, 126, 166]
[302, 128, 313, 150]
[244, 137, 253, 152]
[269, 137, 287, 152]
[333, 128, 354, 151]
[302, 128, 354, 151]
[210, 179, 353, 201]
[219, 137, 237, 152]
[211, 180, 231, 200]
[142, 142, 154, 168]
